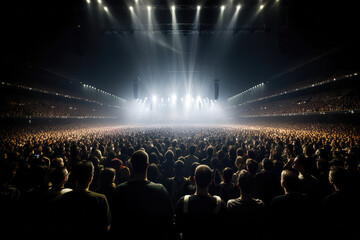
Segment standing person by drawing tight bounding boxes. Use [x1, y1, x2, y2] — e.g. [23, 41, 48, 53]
[227, 170, 265, 240]
[184, 145, 199, 177]
[50, 160, 111, 240]
[111, 150, 174, 240]
[175, 165, 227, 240]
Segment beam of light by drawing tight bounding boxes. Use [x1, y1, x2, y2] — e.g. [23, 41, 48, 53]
[86, 0, 90, 4]
[104, 6, 108, 12]
[129, 6, 133, 11]
[221, 5, 225, 11]
[147, 5, 151, 11]
[171, 5, 175, 11]
[236, 4, 241, 10]
[197, 5, 201, 11]
[260, 4, 264, 10]
[97, 0, 101, 3]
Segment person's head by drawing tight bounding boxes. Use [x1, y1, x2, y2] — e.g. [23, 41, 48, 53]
[71, 160, 94, 190]
[165, 150, 174, 162]
[189, 145, 197, 155]
[130, 150, 149, 174]
[147, 163, 161, 182]
[281, 170, 300, 193]
[235, 156, 245, 171]
[329, 166, 348, 191]
[49, 167, 69, 188]
[246, 159, 258, 176]
[174, 160, 185, 177]
[262, 158, 273, 172]
[172, 139, 178, 148]
[99, 167, 116, 188]
[194, 165, 212, 189]
[222, 167, 233, 184]
[237, 170, 254, 194]
[206, 146, 214, 157]
[292, 154, 306, 173]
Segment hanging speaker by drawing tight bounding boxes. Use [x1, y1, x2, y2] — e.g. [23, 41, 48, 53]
[214, 79, 220, 100]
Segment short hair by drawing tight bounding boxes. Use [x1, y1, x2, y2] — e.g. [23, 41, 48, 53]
[246, 159, 259, 175]
[195, 165, 212, 189]
[131, 150, 149, 173]
[281, 170, 300, 193]
[49, 167, 68, 186]
[262, 158, 273, 171]
[189, 145, 197, 155]
[238, 170, 254, 194]
[222, 167, 233, 183]
[72, 161, 94, 186]
[163, 149, 173, 161]
[329, 166, 348, 190]
[172, 139, 178, 147]
[174, 160, 185, 176]
[99, 168, 116, 186]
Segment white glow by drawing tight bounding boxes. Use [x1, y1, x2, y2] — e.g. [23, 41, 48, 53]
[260, 5, 264, 10]
[221, 5, 225, 11]
[86, 0, 90, 4]
[152, 95, 157, 103]
[104, 6, 108, 12]
[147, 5, 151, 11]
[171, 5, 175, 11]
[97, 0, 101, 3]
[197, 5, 201, 11]
[237, 4, 241, 10]
[129, 6, 133, 11]
[172, 94, 177, 103]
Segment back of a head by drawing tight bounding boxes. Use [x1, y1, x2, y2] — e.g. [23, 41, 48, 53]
[235, 156, 244, 171]
[165, 150, 174, 162]
[281, 170, 300, 193]
[131, 150, 149, 174]
[72, 160, 94, 187]
[246, 159, 259, 175]
[99, 168, 116, 187]
[262, 158, 273, 171]
[207, 146, 214, 157]
[195, 165, 212, 189]
[174, 160, 185, 177]
[222, 167, 233, 183]
[238, 170, 254, 194]
[172, 139, 178, 148]
[329, 166, 348, 190]
[189, 145, 196, 155]
[49, 167, 68, 187]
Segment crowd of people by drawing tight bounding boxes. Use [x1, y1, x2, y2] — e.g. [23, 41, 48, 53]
[1, 122, 359, 240]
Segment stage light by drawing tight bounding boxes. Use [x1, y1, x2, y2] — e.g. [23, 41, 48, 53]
[260, 4, 264, 10]
[221, 5, 225, 11]
[236, 4, 241, 10]
[129, 6, 134, 11]
[147, 6, 151, 11]
[172, 94, 177, 103]
[97, 0, 101, 3]
[152, 95, 157, 103]
[171, 5, 175, 11]
[197, 5, 201, 11]
[86, 0, 90, 3]
[104, 6, 108, 12]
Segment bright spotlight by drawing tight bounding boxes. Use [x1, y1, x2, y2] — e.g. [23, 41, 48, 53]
[104, 6, 108, 12]
[260, 4, 264, 10]
[86, 0, 90, 4]
[172, 94, 177, 103]
[221, 5, 225, 11]
[197, 5, 201, 11]
[236, 4, 241, 10]
[171, 5, 175, 11]
[147, 5, 151, 11]
[97, 0, 101, 3]
[152, 95, 157, 103]
[129, 6, 134, 11]
[197, 96, 201, 101]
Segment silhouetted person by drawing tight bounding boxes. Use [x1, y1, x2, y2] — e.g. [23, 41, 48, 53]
[184, 145, 199, 177]
[227, 170, 265, 240]
[51, 160, 111, 240]
[111, 150, 174, 240]
[175, 165, 227, 240]
[321, 166, 360, 240]
[269, 170, 316, 240]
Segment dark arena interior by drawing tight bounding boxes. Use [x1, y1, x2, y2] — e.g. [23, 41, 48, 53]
[1, 0, 360, 240]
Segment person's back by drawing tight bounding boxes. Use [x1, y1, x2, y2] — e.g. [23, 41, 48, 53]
[321, 166, 360, 240]
[51, 161, 111, 240]
[270, 170, 316, 240]
[227, 170, 265, 240]
[111, 150, 173, 240]
[184, 145, 199, 177]
[175, 165, 227, 240]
